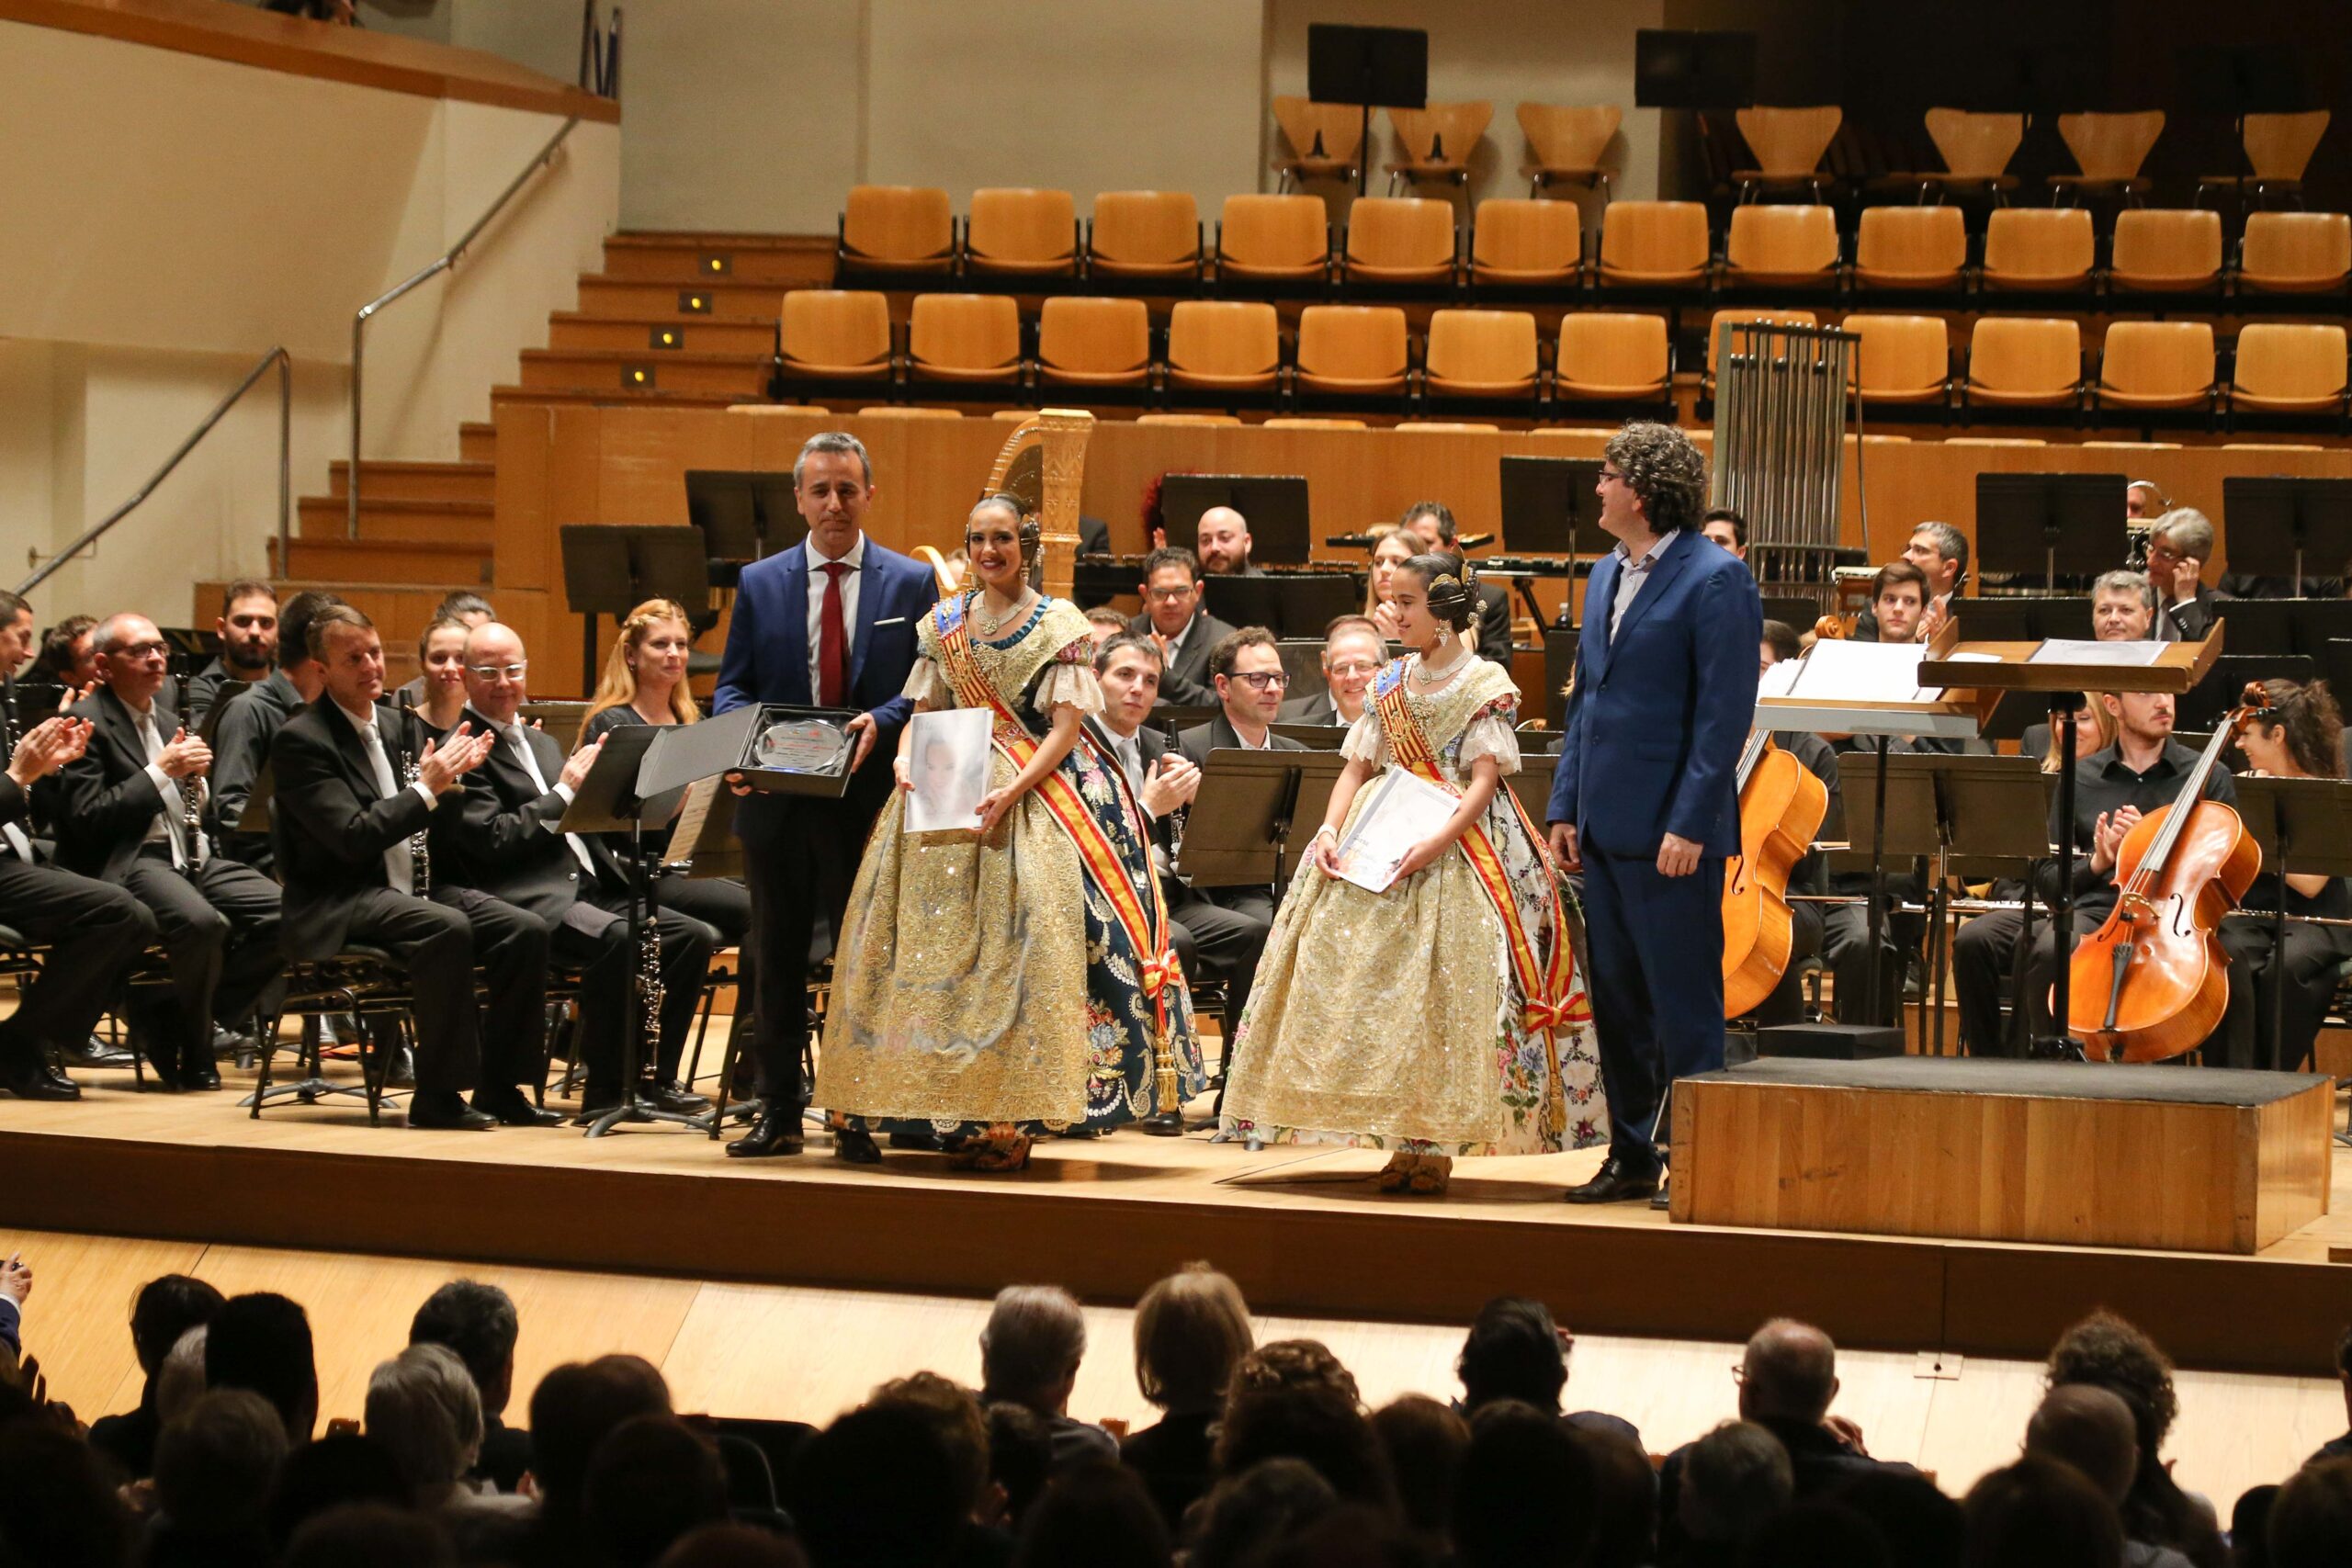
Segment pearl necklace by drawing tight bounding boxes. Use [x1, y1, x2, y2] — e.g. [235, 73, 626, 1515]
[1410, 646, 1469, 686]
[974, 588, 1035, 636]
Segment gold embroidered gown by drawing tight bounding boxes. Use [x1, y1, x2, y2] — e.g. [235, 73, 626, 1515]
[1220, 653, 1609, 1155]
[816, 596, 1204, 1141]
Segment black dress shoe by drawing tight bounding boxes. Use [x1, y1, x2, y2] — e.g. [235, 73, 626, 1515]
[1651, 1177, 1672, 1212]
[1137, 1110, 1185, 1137]
[473, 1089, 565, 1128]
[179, 1064, 222, 1092]
[1563, 1158, 1663, 1205]
[833, 1127, 882, 1165]
[62, 1035, 131, 1068]
[727, 1110, 805, 1159]
[409, 1091, 496, 1131]
[2, 1062, 79, 1102]
[888, 1128, 942, 1151]
[385, 1047, 416, 1089]
[647, 1081, 712, 1115]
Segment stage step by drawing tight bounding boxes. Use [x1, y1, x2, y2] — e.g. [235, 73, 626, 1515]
[297, 494, 492, 542]
[269, 535, 492, 586]
[601, 231, 835, 289]
[547, 312, 778, 355]
[574, 273, 792, 321]
[458, 422, 497, 464]
[518, 347, 775, 398]
[491, 383, 756, 413]
[326, 459, 495, 505]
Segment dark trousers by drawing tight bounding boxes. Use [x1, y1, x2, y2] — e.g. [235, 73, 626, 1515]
[1578, 847, 1727, 1171]
[2231, 914, 2350, 1072]
[560, 895, 716, 1092]
[1820, 900, 1924, 1027]
[656, 873, 754, 1073]
[119, 849, 283, 1072]
[1744, 898, 1824, 1029]
[345, 886, 542, 1095]
[1952, 907, 2027, 1056]
[0, 854, 153, 1063]
[2021, 906, 2260, 1065]
[743, 803, 865, 1110]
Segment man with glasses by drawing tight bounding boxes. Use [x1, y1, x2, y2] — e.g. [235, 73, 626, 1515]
[1125, 546, 1235, 709]
[41, 613, 284, 1090]
[1282, 615, 1385, 728]
[2143, 509, 2232, 641]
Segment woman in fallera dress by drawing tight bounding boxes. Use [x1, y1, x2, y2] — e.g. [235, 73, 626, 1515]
[816, 494, 1205, 1171]
[1220, 553, 1608, 1194]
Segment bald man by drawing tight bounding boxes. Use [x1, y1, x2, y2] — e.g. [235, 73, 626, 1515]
[2026, 1385, 2199, 1568]
[1196, 506, 1261, 577]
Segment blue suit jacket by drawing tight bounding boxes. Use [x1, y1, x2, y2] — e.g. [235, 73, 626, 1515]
[713, 536, 936, 832]
[1546, 530, 1759, 859]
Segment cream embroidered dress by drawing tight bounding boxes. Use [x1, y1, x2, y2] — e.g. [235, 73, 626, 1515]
[817, 595, 1204, 1144]
[1220, 653, 1608, 1155]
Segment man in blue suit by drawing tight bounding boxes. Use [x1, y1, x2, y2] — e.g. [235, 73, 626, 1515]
[1547, 423, 1759, 1206]
[713, 431, 936, 1159]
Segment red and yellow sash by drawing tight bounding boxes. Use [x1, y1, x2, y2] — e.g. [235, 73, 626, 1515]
[1370, 666, 1587, 1065]
[931, 598, 1184, 1018]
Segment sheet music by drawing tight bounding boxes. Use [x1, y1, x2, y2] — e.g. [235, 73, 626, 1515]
[1787, 639, 1941, 703]
[1334, 770, 1459, 894]
[662, 776, 721, 865]
[2029, 638, 2165, 667]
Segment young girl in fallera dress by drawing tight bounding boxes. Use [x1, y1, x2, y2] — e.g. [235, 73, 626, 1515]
[1220, 554, 1609, 1194]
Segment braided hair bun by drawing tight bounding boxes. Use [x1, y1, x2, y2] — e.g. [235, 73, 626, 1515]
[1404, 551, 1479, 633]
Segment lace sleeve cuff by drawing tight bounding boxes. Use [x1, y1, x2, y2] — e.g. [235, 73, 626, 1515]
[1034, 661, 1104, 716]
[1457, 714, 1521, 774]
[901, 657, 954, 707]
[1339, 712, 1389, 767]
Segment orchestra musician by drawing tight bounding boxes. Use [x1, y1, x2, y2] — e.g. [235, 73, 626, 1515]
[207, 590, 341, 874]
[1197, 506, 1262, 577]
[182, 581, 279, 734]
[1126, 547, 1234, 709]
[1279, 616, 1384, 728]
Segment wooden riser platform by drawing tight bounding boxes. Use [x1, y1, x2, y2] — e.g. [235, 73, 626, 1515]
[2, 1058, 2349, 1376]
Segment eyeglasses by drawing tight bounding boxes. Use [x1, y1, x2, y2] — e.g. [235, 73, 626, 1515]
[1327, 660, 1382, 678]
[1145, 585, 1197, 602]
[1229, 671, 1290, 691]
[467, 663, 528, 681]
[115, 640, 169, 660]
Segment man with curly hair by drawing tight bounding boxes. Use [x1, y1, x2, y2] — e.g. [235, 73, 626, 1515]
[1548, 423, 1759, 1208]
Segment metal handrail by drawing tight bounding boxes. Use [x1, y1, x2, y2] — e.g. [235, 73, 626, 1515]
[348, 115, 580, 536]
[16, 346, 290, 597]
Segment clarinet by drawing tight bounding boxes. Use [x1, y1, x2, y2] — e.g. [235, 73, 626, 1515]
[178, 772, 207, 860]
[397, 719, 432, 895]
[637, 907, 664, 1086]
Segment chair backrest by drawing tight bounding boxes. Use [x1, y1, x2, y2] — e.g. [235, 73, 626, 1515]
[2055, 111, 2165, 181]
[842, 186, 954, 265]
[2241, 211, 2352, 288]
[966, 187, 1076, 269]
[1263, 417, 1368, 429]
[1217, 194, 1330, 272]
[1345, 197, 1456, 272]
[1471, 198, 1582, 276]
[1387, 101, 1495, 164]
[1295, 306, 1409, 384]
[1516, 103, 1622, 169]
[1724, 204, 1838, 276]
[1037, 297, 1150, 378]
[2244, 110, 2330, 182]
[1704, 309, 1818, 377]
[2109, 209, 2222, 281]
[1842, 314, 1950, 394]
[1090, 191, 1200, 270]
[1855, 205, 1966, 276]
[909, 293, 1021, 373]
[780, 290, 891, 370]
[1599, 200, 1711, 277]
[2233, 323, 2349, 401]
[1735, 106, 1842, 175]
[1271, 95, 1365, 162]
[2099, 321, 2214, 397]
[1967, 317, 2082, 394]
[1136, 412, 1243, 426]
[1922, 107, 2024, 179]
[1982, 208, 2095, 282]
[1559, 312, 1670, 389]
[1424, 310, 1537, 389]
[1166, 300, 1281, 379]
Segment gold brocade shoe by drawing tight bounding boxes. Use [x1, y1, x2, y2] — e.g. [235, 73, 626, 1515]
[1375, 1151, 1415, 1193]
[1406, 1155, 1453, 1196]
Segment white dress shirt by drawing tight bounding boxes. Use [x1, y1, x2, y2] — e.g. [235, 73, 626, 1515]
[337, 699, 432, 895]
[806, 532, 867, 702]
[500, 720, 597, 879]
[129, 702, 204, 868]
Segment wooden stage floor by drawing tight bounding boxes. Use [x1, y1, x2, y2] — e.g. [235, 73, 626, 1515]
[4, 1059, 2348, 1376]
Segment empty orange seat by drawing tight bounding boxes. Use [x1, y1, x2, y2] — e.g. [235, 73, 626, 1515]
[841, 186, 954, 273]
[1272, 96, 1365, 190]
[1964, 318, 2083, 407]
[1037, 298, 1150, 388]
[2096, 321, 2215, 411]
[1981, 209, 2095, 290]
[965, 187, 1077, 275]
[1516, 103, 1621, 198]
[1704, 309, 1818, 385]
[1216, 194, 1331, 282]
[1470, 198, 1582, 285]
[1598, 200, 1712, 288]
[1295, 307, 1408, 395]
[1165, 300, 1281, 394]
[907, 295, 1022, 383]
[1343, 197, 1457, 284]
[1385, 101, 1494, 193]
[1555, 313, 1670, 401]
[2239, 212, 2352, 293]
[1854, 207, 1966, 289]
[1841, 314, 1951, 404]
[1088, 192, 1201, 278]
[1920, 107, 2023, 197]
[1136, 412, 1243, 426]
[2230, 323, 2349, 413]
[2049, 110, 2164, 200]
[2109, 209, 2222, 291]
[1733, 106, 1841, 200]
[1423, 310, 1538, 399]
[1724, 205, 1838, 287]
[2199, 110, 2332, 205]
[779, 290, 893, 378]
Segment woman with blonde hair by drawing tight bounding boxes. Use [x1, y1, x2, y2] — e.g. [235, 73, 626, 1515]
[1124, 1263, 1254, 1527]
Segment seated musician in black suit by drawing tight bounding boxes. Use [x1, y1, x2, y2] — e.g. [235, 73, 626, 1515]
[1126, 547, 1235, 709]
[434, 622, 716, 1122]
[1278, 615, 1384, 728]
[206, 590, 341, 875]
[40, 614, 284, 1090]
[2143, 510, 2233, 643]
[271, 604, 545, 1130]
[1397, 502, 1514, 665]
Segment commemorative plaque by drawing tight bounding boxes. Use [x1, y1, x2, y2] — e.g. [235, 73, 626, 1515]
[635, 702, 863, 803]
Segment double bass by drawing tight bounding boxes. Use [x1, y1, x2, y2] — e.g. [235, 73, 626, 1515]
[1722, 728, 1831, 1019]
[2064, 685, 2265, 1062]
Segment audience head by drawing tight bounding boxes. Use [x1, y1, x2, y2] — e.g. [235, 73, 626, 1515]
[1399, 501, 1458, 553]
[281, 1503, 455, 1568]
[657, 1525, 810, 1568]
[1133, 1262, 1253, 1416]
[986, 1400, 1057, 1532]
[2337, 1321, 2352, 1416]
[155, 1387, 290, 1539]
[1575, 1427, 1660, 1568]
[1138, 546, 1204, 637]
[1188, 1457, 1340, 1568]
[1369, 1395, 1468, 1550]
[430, 591, 495, 629]
[310, 604, 386, 709]
[980, 1283, 1090, 1417]
[157, 1325, 212, 1428]
[1448, 1401, 1593, 1568]
[1085, 606, 1130, 648]
[2269, 1460, 2352, 1568]
[1229, 1338, 1362, 1405]
[1760, 618, 1803, 671]
[1738, 1317, 1839, 1426]
[409, 1278, 520, 1419]
[528, 1354, 673, 1517]
[1742, 1499, 1894, 1568]
[2235, 1483, 2280, 1568]
[216, 579, 280, 673]
[1679, 1418, 1792, 1547]
[41, 614, 98, 687]
[0, 591, 31, 677]
[1197, 505, 1254, 574]
[794, 432, 875, 557]
[0, 1422, 136, 1568]
[2090, 570, 2156, 641]
[2024, 1382, 2140, 1506]
[1905, 521, 1969, 598]
[788, 1401, 964, 1568]
[585, 1413, 730, 1568]
[206, 1292, 319, 1443]
[1209, 626, 1287, 732]
[1870, 560, 1929, 642]
[266, 1433, 412, 1553]
[130, 1274, 224, 1381]
[363, 1341, 482, 1495]
[88, 614, 172, 706]
[2126, 479, 2169, 520]
[1457, 1296, 1570, 1416]
[1247, 1504, 1430, 1568]
[1093, 631, 1164, 736]
[1012, 1460, 1172, 1568]
[1962, 1455, 2126, 1568]
[1702, 506, 1747, 559]
[461, 622, 532, 722]
[1833, 1470, 1964, 1568]
[1216, 1381, 1393, 1510]
[869, 1371, 991, 1518]
[2046, 1310, 2180, 1457]
[1600, 422, 1708, 540]
[2244, 679, 2346, 780]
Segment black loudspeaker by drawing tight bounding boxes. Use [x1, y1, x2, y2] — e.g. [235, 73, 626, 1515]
[1757, 1023, 1907, 1061]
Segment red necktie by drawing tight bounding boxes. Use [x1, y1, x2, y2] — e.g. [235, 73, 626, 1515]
[818, 559, 850, 707]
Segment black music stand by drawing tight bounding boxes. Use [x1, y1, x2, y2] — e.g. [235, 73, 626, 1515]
[2178, 654, 2316, 730]
[2232, 775, 2352, 1073]
[1275, 638, 1330, 705]
[557, 726, 696, 1138]
[1159, 476, 1314, 566]
[1975, 474, 2130, 590]
[685, 470, 806, 576]
[1202, 575, 1362, 641]
[560, 525, 711, 692]
[1306, 24, 1427, 197]
[1498, 455, 1600, 623]
[1176, 750, 1350, 890]
[2221, 478, 2352, 600]
[2206, 599, 2352, 658]
[1271, 723, 1347, 750]
[1543, 629, 1577, 729]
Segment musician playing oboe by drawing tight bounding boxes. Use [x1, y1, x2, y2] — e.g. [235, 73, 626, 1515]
[41, 614, 284, 1092]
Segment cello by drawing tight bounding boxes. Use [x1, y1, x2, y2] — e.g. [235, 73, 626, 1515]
[2064, 684, 2265, 1063]
[1722, 728, 1831, 1019]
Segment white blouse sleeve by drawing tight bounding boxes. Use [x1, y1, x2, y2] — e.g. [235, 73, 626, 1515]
[1456, 713, 1521, 774]
[901, 656, 954, 707]
[1032, 660, 1105, 716]
[1339, 711, 1390, 768]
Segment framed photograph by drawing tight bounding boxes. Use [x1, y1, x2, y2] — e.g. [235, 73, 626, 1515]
[904, 708, 995, 833]
[1333, 769, 1459, 893]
